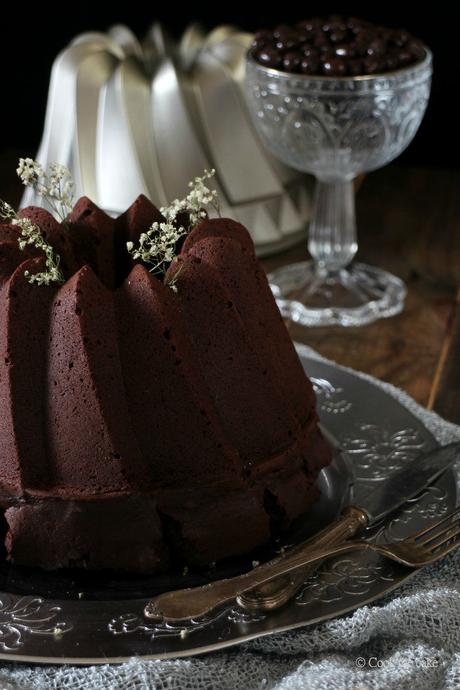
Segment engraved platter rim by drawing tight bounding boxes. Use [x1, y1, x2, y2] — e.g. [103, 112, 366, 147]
[0, 348, 456, 665]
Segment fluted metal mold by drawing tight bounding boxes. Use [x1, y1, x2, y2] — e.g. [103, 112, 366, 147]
[21, 24, 313, 257]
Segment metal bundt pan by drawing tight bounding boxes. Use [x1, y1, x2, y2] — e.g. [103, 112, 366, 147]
[21, 23, 312, 256]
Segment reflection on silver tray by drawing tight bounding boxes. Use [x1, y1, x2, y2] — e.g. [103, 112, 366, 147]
[0, 348, 456, 664]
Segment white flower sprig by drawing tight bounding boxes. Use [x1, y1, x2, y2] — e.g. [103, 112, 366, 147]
[127, 169, 220, 291]
[160, 169, 220, 227]
[0, 200, 16, 223]
[127, 222, 188, 287]
[0, 201, 64, 286]
[16, 158, 75, 223]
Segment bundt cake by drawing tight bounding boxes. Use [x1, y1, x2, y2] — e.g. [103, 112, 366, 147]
[0, 194, 331, 573]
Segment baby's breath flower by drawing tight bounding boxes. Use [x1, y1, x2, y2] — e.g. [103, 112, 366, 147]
[130, 169, 220, 291]
[0, 201, 64, 286]
[16, 216, 64, 286]
[0, 200, 17, 222]
[160, 198, 188, 224]
[186, 169, 219, 225]
[127, 221, 187, 277]
[17, 158, 43, 185]
[16, 158, 75, 222]
[160, 169, 219, 226]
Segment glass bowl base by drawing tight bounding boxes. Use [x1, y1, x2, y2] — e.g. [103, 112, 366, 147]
[269, 260, 406, 327]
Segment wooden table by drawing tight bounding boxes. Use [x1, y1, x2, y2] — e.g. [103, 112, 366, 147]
[1, 152, 459, 423]
[261, 164, 460, 425]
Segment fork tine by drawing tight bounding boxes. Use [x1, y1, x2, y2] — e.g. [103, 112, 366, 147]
[412, 507, 460, 543]
[427, 534, 460, 563]
[428, 525, 460, 552]
[419, 513, 460, 547]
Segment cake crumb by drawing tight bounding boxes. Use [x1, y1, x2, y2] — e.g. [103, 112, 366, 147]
[252, 560, 260, 568]
[53, 626, 64, 639]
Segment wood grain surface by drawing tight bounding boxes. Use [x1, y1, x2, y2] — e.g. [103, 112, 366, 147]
[262, 165, 460, 423]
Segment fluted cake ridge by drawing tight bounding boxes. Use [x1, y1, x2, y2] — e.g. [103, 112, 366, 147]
[0, 195, 331, 572]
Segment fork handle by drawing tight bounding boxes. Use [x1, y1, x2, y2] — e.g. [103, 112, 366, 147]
[237, 505, 368, 610]
[144, 505, 368, 622]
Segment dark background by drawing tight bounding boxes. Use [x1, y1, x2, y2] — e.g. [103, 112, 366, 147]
[1, 2, 458, 169]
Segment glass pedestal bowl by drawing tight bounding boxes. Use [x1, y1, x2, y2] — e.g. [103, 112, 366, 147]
[246, 50, 432, 326]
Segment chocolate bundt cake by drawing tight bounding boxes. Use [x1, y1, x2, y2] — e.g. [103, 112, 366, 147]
[0, 195, 331, 573]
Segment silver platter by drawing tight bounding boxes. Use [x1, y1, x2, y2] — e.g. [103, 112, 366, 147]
[0, 350, 456, 664]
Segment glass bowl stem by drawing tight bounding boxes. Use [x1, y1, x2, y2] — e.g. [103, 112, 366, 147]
[309, 178, 357, 275]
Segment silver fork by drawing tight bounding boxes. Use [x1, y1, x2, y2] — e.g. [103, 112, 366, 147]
[145, 507, 460, 622]
[238, 505, 460, 611]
